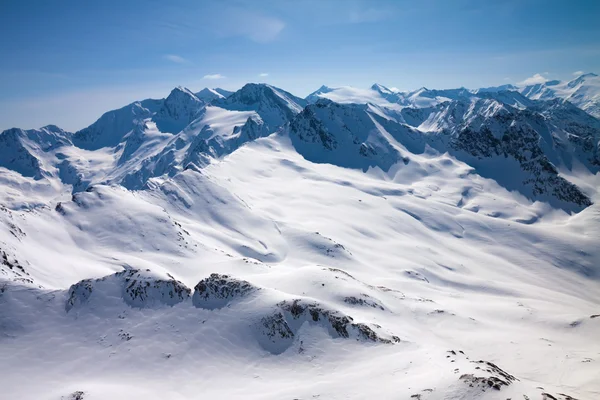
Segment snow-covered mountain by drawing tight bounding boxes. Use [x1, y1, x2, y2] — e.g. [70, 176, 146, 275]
[519, 73, 600, 118]
[215, 83, 307, 129]
[2, 79, 600, 400]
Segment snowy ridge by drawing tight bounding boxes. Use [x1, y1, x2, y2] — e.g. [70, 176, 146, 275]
[195, 87, 233, 102]
[507, 73, 600, 118]
[214, 83, 307, 129]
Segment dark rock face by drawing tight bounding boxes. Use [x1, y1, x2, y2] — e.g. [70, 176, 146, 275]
[192, 273, 259, 309]
[288, 100, 401, 171]
[63, 391, 85, 400]
[452, 123, 592, 207]
[65, 279, 94, 312]
[290, 94, 597, 209]
[459, 360, 518, 391]
[260, 311, 295, 341]
[290, 104, 339, 151]
[154, 87, 205, 133]
[1, 248, 32, 285]
[117, 269, 191, 308]
[65, 268, 191, 312]
[343, 295, 385, 310]
[443, 101, 597, 208]
[258, 298, 400, 352]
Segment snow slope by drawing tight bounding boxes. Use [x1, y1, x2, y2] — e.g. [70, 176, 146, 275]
[1, 81, 600, 400]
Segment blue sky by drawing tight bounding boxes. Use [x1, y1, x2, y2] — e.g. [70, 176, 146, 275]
[1, 0, 599, 131]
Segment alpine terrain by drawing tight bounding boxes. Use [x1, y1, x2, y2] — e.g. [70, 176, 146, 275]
[1, 77, 600, 400]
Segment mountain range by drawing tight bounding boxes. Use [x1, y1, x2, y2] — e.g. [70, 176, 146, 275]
[1, 74, 600, 400]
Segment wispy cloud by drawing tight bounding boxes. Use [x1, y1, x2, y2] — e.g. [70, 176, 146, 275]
[573, 70, 585, 76]
[259, 73, 269, 77]
[216, 9, 285, 43]
[519, 73, 549, 86]
[203, 74, 225, 80]
[163, 54, 188, 64]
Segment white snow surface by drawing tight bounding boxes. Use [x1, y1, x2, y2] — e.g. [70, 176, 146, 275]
[1, 81, 600, 400]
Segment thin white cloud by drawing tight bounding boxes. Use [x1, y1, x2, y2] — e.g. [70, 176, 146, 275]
[259, 73, 269, 77]
[519, 73, 548, 86]
[216, 9, 285, 43]
[203, 74, 225, 80]
[573, 70, 585, 76]
[163, 54, 187, 64]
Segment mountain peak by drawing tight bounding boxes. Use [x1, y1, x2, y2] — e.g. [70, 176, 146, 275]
[306, 85, 335, 103]
[371, 83, 397, 94]
[168, 86, 199, 101]
[216, 83, 307, 129]
[567, 73, 599, 88]
[195, 87, 226, 102]
[155, 87, 205, 133]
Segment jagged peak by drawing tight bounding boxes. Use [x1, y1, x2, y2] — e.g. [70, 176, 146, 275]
[195, 87, 227, 102]
[412, 87, 429, 94]
[371, 83, 390, 92]
[567, 73, 599, 88]
[166, 86, 201, 102]
[224, 83, 306, 110]
[306, 85, 335, 102]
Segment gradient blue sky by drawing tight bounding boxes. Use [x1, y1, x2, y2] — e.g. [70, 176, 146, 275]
[1, 0, 599, 131]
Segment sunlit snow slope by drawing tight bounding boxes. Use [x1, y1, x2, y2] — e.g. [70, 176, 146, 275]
[1, 82, 600, 400]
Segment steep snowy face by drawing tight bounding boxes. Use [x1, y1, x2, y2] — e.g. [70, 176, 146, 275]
[106, 105, 267, 190]
[520, 73, 600, 118]
[72, 99, 162, 150]
[288, 99, 403, 171]
[73, 87, 203, 152]
[195, 87, 230, 102]
[415, 97, 599, 209]
[154, 86, 205, 133]
[286, 95, 598, 209]
[213, 88, 233, 98]
[182, 108, 267, 169]
[0, 129, 46, 179]
[305, 85, 335, 103]
[216, 83, 307, 130]
[370, 83, 405, 104]
[0, 126, 71, 179]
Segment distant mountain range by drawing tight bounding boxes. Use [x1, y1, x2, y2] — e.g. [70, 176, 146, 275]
[2, 73, 599, 211]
